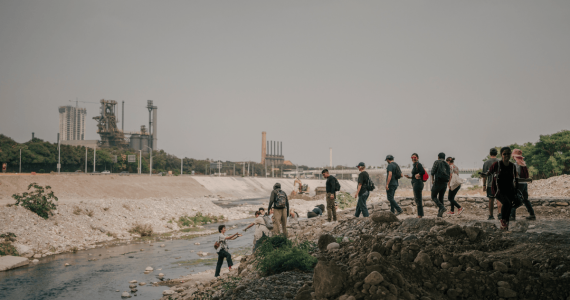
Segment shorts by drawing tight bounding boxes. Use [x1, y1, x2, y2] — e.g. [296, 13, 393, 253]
[486, 187, 495, 198]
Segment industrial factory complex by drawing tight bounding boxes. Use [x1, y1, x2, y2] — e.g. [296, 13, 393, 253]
[59, 99, 158, 153]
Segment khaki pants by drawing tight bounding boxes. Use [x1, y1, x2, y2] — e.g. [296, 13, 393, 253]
[272, 208, 288, 237]
[326, 193, 337, 221]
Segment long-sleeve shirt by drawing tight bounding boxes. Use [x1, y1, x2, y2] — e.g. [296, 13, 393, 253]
[431, 159, 450, 183]
[411, 162, 425, 184]
[326, 175, 337, 194]
[268, 189, 289, 216]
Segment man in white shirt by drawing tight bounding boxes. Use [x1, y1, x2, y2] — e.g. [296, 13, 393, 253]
[215, 225, 239, 277]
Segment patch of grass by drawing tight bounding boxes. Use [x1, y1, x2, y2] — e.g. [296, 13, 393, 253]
[162, 233, 172, 237]
[106, 232, 118, 239]
[73, 206, 83, 215]
[177, 213, 224, 227]
[180, 227, 202, 233]
[71, 246, 78, 253]
[129, 223, 153, 237]
[0, 242, 19, 256]
[12, 183, 58, 219]
[336, 192, 357, 209]
[254, 235, 317, 275]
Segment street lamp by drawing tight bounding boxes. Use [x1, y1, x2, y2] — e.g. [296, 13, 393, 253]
[144, 146, 152, 176]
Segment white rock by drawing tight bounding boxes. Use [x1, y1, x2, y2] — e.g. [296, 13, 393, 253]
[32, 259, 39, 263]
[158, 273, 165, 277]
[327, 243, 340, 250]
[121, 291, 131, 298]
[160, 244, 165, 247]
[0, 256, 29, 271]
[163, 290, 175, 295]
[13, 244, 33, 258]
[145, 266, 154, 271]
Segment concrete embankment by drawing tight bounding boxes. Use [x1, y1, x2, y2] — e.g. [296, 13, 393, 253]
[0, 174, 357, 204]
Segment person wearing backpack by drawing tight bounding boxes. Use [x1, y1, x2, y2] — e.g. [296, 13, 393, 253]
[404, 153, 427, 218]
[353, 162, 372, 218]
[244, 211, 271, 252]
[430, 152, 449, 217]
[322, 169, 340, 222]
[385, 155, 403, 216]
[487, 147, 521, 230]
[510, 149, 535, 221]
[267, 183, 289, 237]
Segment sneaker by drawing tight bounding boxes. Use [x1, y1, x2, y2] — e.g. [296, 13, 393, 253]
[437, 208, 446, 218]
[526, 215, 536, 220]
[446, 211, 455, 215]
[500, 219, 509, 230]
[498, 213, 502, 220]
[457, 207, 464, 215]
[487, 215, 495, 220]
[228, 266, 232, 270]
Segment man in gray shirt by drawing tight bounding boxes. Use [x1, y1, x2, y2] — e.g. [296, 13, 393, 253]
[482, 148, 500, 220]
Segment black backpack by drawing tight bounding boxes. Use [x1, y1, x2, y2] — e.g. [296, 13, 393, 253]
[334, 177, 341, 192]
[274, 190, 288, 208]
[390, 162, 402, 180]
[435, 160, 450, 183]
[366, 177, 376, 191]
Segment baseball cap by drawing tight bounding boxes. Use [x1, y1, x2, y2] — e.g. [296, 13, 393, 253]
[385, 155, 394, 161]
[356, 162, 365, 167]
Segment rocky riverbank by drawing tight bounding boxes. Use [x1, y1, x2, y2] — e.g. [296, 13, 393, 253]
[160, 195, 570, 300]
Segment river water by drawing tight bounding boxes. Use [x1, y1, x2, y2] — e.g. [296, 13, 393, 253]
[0, 198, 269, 300]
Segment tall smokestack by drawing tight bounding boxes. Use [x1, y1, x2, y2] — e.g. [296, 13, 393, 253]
[261, 132, 267, 164]
[122, 101, 124, 131]
[32, 132, 34, 140]
[330, 148, 332, 168]
[280, 141, 282, 156]
[147, 100, 153, 151]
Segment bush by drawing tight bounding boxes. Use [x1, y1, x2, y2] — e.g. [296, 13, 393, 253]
[0, 242, 19, 256]
[129, 223, 153, 236]
[12, 183, 58, 219]
[336, 192, 356, 209]
[254, 236, 317, 275]
[178, 213, 224, 227]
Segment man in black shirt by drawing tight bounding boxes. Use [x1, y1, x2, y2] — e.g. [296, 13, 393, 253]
[353, 162, 370, 218]
[404, 153, 426, 218]
[322, 169, 338, 222]
[430, 152, 448, 217]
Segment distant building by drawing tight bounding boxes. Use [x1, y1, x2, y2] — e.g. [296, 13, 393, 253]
[59, 106, 86, 141]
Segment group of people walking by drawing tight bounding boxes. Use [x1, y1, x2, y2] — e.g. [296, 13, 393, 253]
[352, 148, 535, 231]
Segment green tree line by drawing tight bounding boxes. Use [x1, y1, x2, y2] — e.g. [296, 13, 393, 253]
[0, 134, 291, 175]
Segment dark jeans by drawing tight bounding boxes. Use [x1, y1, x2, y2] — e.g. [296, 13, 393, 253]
[497, 193, 515, 222]
[430, 182, 447, 210]
[448, 185, 462, 211]
[511, 184, 534, 217]
[307, 211, 318, 218]
[355, 191, 370, 217]
[412, 181, 424, 217]
[215, 249, 233, 277]
[386, 185, 402, 213]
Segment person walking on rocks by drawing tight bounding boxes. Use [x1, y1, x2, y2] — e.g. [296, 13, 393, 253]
[404, 153, 426, 218]
[215, 225, 238, 277]
[510, 149, 536, 221]
[430, 153, 449, 217]
[488, 147, 521, 230]
[322, 169, 340, 222]
[482, 148, 501, 220]
[267, 183, 289, 237]
[353, 162, 372, 218]
[385, 155, 403, 216]
[446, 157, 464, 215]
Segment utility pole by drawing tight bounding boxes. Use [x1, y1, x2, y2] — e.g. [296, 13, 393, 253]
[139, 150, 142, 174]
[85, 147, 87, 173]
[218, 161, 221, 177]
[181, 157, 183, 175]
[93, 145, 96, 173]
[19, 149, 22, 173]
[233, 164, 235, 176]
[144, 146, 152, 176]
[265, 163, 267, 178]
[58, 133, 61, 174]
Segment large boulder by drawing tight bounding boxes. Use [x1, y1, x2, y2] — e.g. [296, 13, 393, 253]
[13, 243, 33, 258]
[317, 234, 336, 251]
[464, 226, 481, 241]
[444, 225, 463, 237]
[0, 256, 29, 272]
[364, 271, 384, 285]
[413, 252, 432, 268]
[371, 212, 399, 223]
[313, 260, 347, 299]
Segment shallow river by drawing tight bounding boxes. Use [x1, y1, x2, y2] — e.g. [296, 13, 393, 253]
[0, 198, 269, 300]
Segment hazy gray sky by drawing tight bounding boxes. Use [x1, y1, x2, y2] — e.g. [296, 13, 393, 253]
[1, 1, 569, 168]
